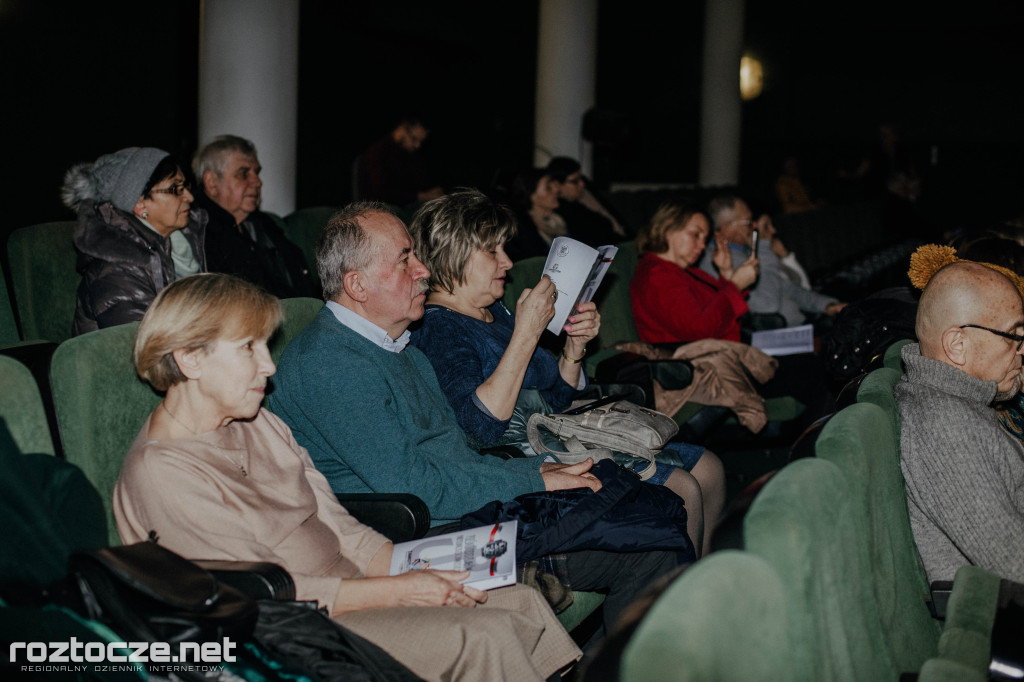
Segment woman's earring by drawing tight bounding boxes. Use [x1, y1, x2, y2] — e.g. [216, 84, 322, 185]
[142, 211, 149, 219]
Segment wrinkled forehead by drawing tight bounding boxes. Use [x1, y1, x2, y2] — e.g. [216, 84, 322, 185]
[364, 211, 412, 260]
[225, 151, 259, 172]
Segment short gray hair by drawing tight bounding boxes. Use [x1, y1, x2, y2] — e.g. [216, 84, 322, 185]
[707, 194, 741, 229]
[316, 201, 399, 300]
[193, 135, 258, 180]
[410, 189, 517, 295]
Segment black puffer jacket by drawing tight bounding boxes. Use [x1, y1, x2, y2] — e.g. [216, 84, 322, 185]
[72, 201, 207, 336]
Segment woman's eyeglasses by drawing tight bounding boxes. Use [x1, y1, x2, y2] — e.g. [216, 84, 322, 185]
[959, 324, 1024, 351]
[151, 181, 191, 197]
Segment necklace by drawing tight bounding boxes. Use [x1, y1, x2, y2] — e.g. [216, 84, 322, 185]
[160, 402, 248, 477]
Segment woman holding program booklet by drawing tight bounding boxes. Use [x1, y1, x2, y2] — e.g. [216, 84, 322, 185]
[409, 189, 725, 557]
[112, 273, 581, 682]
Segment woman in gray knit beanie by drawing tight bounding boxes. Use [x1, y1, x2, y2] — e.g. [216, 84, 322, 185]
[61, 147, 208, 336]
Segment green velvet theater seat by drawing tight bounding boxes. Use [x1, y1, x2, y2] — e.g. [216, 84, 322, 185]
[0, 260, 22, 346]
[282, 206, 339, 286]
[744, 458, 899, 680]
[0, 355, 55, 457]
[814, 401, 940, 674]
[49, 322, 160, 545]
[620, 551, 798, 681]
[270, 297, 324, 366]
[883, 338, 913, 372]
[6, 221, 79, 343]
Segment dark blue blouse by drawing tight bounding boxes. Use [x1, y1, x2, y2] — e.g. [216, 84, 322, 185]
[410, 301, 579, 446]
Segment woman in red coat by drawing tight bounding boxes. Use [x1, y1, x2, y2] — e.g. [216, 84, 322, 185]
[631, 198, 759, 343]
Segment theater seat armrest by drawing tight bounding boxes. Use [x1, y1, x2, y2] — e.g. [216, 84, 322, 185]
[928, 580, 953, 619]
[336, 493, 431, 542]
[193, 560, 296, 601]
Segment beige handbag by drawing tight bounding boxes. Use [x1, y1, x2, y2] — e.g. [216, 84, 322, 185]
[526, 395, 679, 481]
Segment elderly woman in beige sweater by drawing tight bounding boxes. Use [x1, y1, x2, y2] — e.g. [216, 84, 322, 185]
[113, 273, 580, 682]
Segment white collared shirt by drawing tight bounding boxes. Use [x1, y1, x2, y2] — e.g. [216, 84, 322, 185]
[325, 300, 411, 353]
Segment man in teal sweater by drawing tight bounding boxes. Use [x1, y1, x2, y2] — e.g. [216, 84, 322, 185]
[270, 202, 681, 634]
[270, 202, 602, 524]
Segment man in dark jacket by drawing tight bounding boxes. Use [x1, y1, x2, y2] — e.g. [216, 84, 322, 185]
[193, 135, 314, 298]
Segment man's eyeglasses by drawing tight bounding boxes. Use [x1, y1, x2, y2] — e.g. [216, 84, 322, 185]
[959, 324, 1024, 351]
[151, 181, 191, 197]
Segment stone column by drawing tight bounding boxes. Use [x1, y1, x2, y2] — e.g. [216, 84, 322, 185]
[198, 0, 299, 214]
[699, 0, 745, 186]
[534, 0, 598, 175]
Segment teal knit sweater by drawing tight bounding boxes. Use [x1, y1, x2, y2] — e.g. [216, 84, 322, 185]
[269, 308, 545, 525]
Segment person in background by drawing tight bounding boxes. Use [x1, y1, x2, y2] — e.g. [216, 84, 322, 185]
[115, 273, 582, 682]
[357, 115, 444, 210]
[702, 194, 844, 328]
[62, 147, 206, 336]
[632, 198, 757, 344]
[545, 156, 626, 247]
[504, 167, 566, 262]
[193, 135, 314, 298]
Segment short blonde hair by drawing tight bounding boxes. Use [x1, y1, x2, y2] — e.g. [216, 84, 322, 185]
[637, 198, 704, 256]
[134, 274, 283, 391]
[410, 189, 518, 295]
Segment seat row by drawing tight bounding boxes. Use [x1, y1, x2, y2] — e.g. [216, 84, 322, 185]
[0, 207, 343, 347]
[0, 295, 607, 635]
[617, 361, 1002, 680]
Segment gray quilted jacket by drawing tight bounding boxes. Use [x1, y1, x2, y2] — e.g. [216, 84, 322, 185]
[72, 201, 207, 336]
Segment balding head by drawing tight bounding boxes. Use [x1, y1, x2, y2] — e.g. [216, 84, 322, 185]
[917, 261, 1024, 393]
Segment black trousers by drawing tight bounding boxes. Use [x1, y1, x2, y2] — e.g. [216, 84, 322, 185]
[563, 547, 682, 633]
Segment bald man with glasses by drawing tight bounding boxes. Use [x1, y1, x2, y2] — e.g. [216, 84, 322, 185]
[895, 257, 1024, 583]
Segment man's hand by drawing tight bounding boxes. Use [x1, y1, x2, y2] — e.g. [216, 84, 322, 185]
[712, 234, 734, 278]
[825, 302, 847, 316]
[540, 459, 602, 492]
[729, 256, 759, 291]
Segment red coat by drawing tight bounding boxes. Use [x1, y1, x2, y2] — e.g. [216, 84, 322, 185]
[630, 252, 749, 343]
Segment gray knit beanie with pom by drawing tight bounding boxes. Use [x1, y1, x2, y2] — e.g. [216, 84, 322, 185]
[61, 147, 170, 213]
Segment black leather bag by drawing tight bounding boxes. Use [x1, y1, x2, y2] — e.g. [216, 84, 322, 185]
[69, 541, 259, 644]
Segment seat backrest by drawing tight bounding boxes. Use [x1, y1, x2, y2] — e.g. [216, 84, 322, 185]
[884, 338, 913, 372]
[744, 457, 897, 681]
[282, 206, 338, 286]
[270, 297, 324, 366]
[856, 366, 902, 438]
[0, 259, 21, 345]
[815, 402, 940, 673]
[620, 551, 799, 680]
[49, 322, 160, 545]
[590, 239, 641, 347]
[6, 221, 79, 343]
[0, 355, 55, 456]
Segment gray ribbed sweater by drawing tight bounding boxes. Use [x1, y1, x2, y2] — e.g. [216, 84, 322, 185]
[894, 343, 1024, 582]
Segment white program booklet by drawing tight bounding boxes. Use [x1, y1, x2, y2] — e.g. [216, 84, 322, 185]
[750, 324, 815, 356]
[542, 237, 618, 335]
[389, 521, 518, 591]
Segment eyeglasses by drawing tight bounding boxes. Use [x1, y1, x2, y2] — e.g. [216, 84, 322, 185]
[959, 324, 1024, 351]
[150, 181, 191, 197]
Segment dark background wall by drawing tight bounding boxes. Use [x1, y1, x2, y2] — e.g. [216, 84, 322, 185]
[1, 0, 1022, 244]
